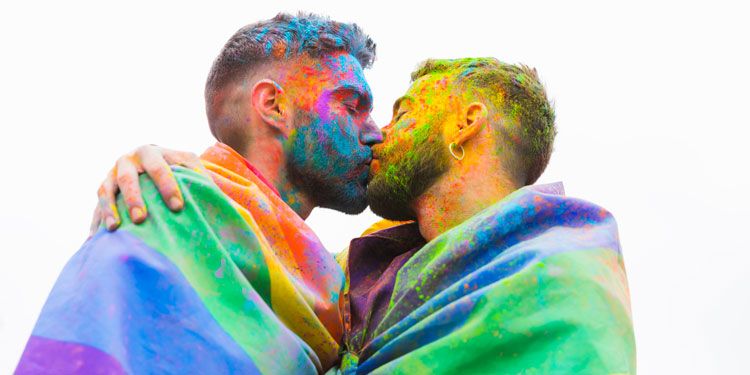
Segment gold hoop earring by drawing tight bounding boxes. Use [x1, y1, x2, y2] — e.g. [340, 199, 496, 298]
[449, 142, 465, 161]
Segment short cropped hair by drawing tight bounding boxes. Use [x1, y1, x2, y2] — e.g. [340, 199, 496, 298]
[411, 58, 556, 185]
[206, 12, 376, 108]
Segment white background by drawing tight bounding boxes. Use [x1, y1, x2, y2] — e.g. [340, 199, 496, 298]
[1, 1, 748, 373]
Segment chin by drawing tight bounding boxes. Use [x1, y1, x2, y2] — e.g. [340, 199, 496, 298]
[338, 201, 368, 215]
[324, 196, 367, 215]
[319, 180, 368, 215]
[368, 201, 416, 221]
[366, 178, 417, 221]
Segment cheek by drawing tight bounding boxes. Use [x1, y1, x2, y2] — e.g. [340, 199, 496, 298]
[290, 114, 323, 153]
[294, 118, 348, 174]
[312, 100, 331, 123]
[396, 119, 417, 132]
[384, 120, 427, 152]
[382, 133, 415, 162]
[311, 90, 351, 125]
[293, 111, 366, 179]
[319, 108, 363, 152]
[328, 119, 366, 167]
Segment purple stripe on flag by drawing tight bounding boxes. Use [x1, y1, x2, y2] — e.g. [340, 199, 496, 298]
[16, 335, 126, 375]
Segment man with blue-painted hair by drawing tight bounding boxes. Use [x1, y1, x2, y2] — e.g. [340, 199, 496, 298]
[17, 13, 382, 374]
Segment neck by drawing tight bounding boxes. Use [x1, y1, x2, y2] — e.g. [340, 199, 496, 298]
[412, 162, 517, 242]
[242, 141, 315, 220]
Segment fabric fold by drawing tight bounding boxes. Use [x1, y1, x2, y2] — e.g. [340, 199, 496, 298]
[17, 143, 345, 374]
[340, 185, 635, 374]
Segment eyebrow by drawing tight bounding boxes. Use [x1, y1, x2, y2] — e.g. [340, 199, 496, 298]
[392, 95, 414, 115]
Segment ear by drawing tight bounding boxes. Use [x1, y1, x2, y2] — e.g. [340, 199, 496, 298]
[453, 102, 487, 147]
[251, 79, 289, 135]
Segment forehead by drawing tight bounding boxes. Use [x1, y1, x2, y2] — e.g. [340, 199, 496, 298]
[285, 52, 371, 95]
[403, 72, 455, 104]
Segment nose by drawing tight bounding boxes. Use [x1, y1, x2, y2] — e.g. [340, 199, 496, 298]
[360, 115, 383, 146]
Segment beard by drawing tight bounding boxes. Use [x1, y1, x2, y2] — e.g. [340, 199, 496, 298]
[285, 109, 370, 215]
[366, 127, 451, 221]
[287, 156, 369, 215]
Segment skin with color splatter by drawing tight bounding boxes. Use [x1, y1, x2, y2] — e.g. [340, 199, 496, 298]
[279, 53, 379, 215]
[208, 51, 381, 219]
[369, 58, 555, 241]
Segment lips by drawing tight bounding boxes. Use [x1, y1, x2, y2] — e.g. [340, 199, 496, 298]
[370, 159, 381, 173]
[344, 156, 373, 179]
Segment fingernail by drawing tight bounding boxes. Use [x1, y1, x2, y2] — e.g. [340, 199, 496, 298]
[131, 207, 145, 222]
[105, 216, 117, 230]
[168, 196, 183, 211]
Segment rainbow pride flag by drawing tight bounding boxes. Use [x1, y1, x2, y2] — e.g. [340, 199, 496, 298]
[16, 143, 344, 374]
[336, 183, 636, 374]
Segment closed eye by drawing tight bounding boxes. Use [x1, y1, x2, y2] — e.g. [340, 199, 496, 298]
[394, 111, 407, 122]
[391, 96, 413, 123]
[346, 104, 358, 115]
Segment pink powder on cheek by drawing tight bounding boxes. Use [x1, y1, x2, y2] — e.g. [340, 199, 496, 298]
[314, 91, 334, 123]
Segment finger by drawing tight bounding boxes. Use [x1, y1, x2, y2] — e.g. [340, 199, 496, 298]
[137, 147, 184, 211]
[97, 168, 121, 231]
[116, 156, 148, 223]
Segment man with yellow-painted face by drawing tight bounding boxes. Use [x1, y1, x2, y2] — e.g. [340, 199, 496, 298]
[90, 57, 635, 373]
[339, 58, 634, 373]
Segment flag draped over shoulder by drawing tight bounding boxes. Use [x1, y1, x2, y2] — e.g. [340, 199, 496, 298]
[339, 183, 635, 374]
[16, 143, 344, 374]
